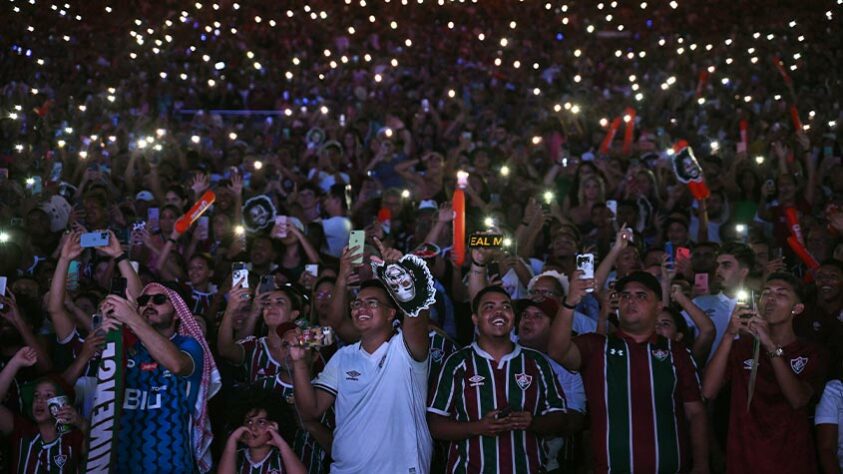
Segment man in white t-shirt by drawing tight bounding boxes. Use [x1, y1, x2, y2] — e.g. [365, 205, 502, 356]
[816, 379, 843, 473]
[682, 242, 755, 362]
[290, 279, 432, 473]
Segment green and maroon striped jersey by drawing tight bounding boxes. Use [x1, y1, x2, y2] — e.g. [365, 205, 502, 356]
[11, 415, 84, 474]
[428, 328, 459, 385]
[239, 336, 290, 394]
[575, 331, 702, 474]
[235, 447, 286, 474]
[428, 342, 567, 473]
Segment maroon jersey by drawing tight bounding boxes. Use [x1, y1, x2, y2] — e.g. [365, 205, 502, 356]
[575, 331, 702, 473]
[11, 415, 84, 474]
[724, 336, 827, 474]
[238, 336, 289, 394]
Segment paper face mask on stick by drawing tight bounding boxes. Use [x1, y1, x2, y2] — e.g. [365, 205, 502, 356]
[242, 195, 277, 233]
[372, 254, 436, 318]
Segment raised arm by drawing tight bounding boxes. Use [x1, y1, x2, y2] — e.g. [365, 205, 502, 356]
[50, 231, 85, 341]
[102, 295, 194, 376]
[547, 271, 592, 370]
[595, 226, 632, 289]
[216, 283, 250, 365]
[0, 347, 38, 434]
[672, 288, 715, 362]
[2, 292, 52, 373]
[702, 306, 744, 400]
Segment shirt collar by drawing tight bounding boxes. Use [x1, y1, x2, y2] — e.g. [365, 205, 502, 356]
[616, 329, 659, 345]
[471, 341, 522, 370]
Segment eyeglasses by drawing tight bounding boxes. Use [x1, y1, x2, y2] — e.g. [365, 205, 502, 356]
[350, 299, 389, 310]
[529, 288, 560, 298]
[137, 294, 168, 306]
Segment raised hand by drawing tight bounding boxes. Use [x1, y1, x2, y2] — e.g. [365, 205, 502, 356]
[11, 346, 38, 368]
[59, 230, 84, 260]
[190, 173, 210, 196]
[373, 237, 401, 263]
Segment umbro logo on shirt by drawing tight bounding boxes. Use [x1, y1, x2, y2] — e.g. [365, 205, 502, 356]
[743, 359, 754, 370]
[609, 348, 625, 356]
[346, 370, 361, 381]
[469, 375, 485, 387]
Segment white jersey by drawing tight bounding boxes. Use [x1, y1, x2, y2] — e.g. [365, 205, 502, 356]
[313, 330, 432, 474]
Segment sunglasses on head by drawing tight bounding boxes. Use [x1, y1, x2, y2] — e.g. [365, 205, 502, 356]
[137, 294, 168, 306]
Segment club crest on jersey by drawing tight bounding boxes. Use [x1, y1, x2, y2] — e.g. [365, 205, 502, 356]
[345, 370, 361, 381]
[515, 373, 533, 390]
[790, 356, 808, 374]
[651, 349, 670, 361]
[431, 348, 444, 363]
[54, 454, 67, 468]
[469, 375, 485, 387]
[743, 359, 754, 370]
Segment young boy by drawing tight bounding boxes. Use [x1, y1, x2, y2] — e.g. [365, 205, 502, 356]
[219, 397, 306, 474]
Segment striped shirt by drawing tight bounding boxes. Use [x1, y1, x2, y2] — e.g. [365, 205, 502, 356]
[11, 415, 84, 474]
[237, 340, 332, 474]
[428, 342, 567, 473]
[428, 328, 459, 385]
[575, 331, 701, 474]
[236, 447, 286, 474]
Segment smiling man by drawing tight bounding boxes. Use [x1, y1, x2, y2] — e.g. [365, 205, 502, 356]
[427, 286, 569, 473]
[289, 278, 432, 473]
[548, 271, 709, 474]
[702, 273, 827, 474]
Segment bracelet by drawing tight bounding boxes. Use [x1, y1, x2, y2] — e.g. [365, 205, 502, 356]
[471, 259, 486, 267]
[114, 253, 129, 264]
[562, 299, 577, 310]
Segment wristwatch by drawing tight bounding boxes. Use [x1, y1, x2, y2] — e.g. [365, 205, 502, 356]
[768, 347, 784, 358]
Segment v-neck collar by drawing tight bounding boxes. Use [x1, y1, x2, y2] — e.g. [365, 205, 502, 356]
[471, 342, 522, 370]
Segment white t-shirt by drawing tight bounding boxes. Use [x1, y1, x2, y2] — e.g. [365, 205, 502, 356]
[313, 331, 432, 474]
[321, 216, 352, 258]
[816, 379, 843, 472]
[682, 292, 737, 363]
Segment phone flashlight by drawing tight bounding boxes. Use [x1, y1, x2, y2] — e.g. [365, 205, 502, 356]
[543, 190, 554, 204]
[234, 225, 245, 236]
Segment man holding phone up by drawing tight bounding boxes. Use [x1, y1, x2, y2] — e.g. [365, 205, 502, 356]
[427, 286, 569, 473]
[548, 271, 709, 474]
[702, 273, 827, 474]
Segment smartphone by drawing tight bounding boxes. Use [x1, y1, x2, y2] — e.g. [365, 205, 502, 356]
[694, 273, 709, 295]
[293, 326, 335, 348]
[422, 99, 430, 113]
[110, 277, 127, 298]
[273, 215, 288, 239]
[147, 207, 160, 232]
[0, 276, 6, 310]
[66, 261, 80, 292]
[606, 200, 617, 220]
[80, 231, 110, 248]
[665, 241, 675, 263]
[232, 262, 249, 289]
[49, 162, 63, 183]
[197, 216, 209, 240]
[305, 264, 319, 279]
[259, 274, 276, 294]
[496, 405, 512, 419]
[576, 253, 595, 292]
[27, 176, 43, 196]
[487, 261, 501, 280]
[348, 230, 365, 265]
[676, 247, 691, 267]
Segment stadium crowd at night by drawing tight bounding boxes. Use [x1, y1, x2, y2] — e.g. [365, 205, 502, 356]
[0, 0, 842, 472]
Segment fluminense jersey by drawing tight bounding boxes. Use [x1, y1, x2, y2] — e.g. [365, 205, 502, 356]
[11, 416, 84, 474]
[428, 328, 459, 385]
[238, 337, 333, 473]
[575, 331, 701, 474]
[236, 447, 286, 474]
[239, 336, 289, 393]
[115, 334, 204, 473]
[427, 342, 567, 473]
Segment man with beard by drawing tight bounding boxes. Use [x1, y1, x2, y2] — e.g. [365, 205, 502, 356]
[427, 287, 569, 473]
[794, 260, 843, 377]
[703, 273, 827, 474]
[548, 271, 709, 474]
[101, 283, 219, 473]
[683, 242, 755, 363]
[290, 274, 432, 473]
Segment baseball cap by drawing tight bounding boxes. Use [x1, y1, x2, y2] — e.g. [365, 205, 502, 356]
[518, 298, 560, 320]
[615, 271, 662, 296]
[135, 190, 155, 202]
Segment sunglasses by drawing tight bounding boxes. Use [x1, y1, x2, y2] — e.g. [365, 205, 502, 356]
[137, 294, 168, 306]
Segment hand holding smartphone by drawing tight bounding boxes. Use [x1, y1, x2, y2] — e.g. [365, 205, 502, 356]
[576, 253, 595, 292]
[348, 230, 365, 266]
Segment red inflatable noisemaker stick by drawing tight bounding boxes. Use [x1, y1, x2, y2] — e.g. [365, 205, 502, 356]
[789, 105, 803, 132]
[622, 108, 637, 157]
[175, 190, 216, 234]
[599, 117, 622, 155]
[784, 206, 804, 243]
[738, 119, 749, 153]
[695, 70, 710, 98]
[453, 172, 467, 267]
[787, 235, 819, 270]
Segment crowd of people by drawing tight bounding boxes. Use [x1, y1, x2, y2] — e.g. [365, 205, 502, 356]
[1, 0, 842, 472]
